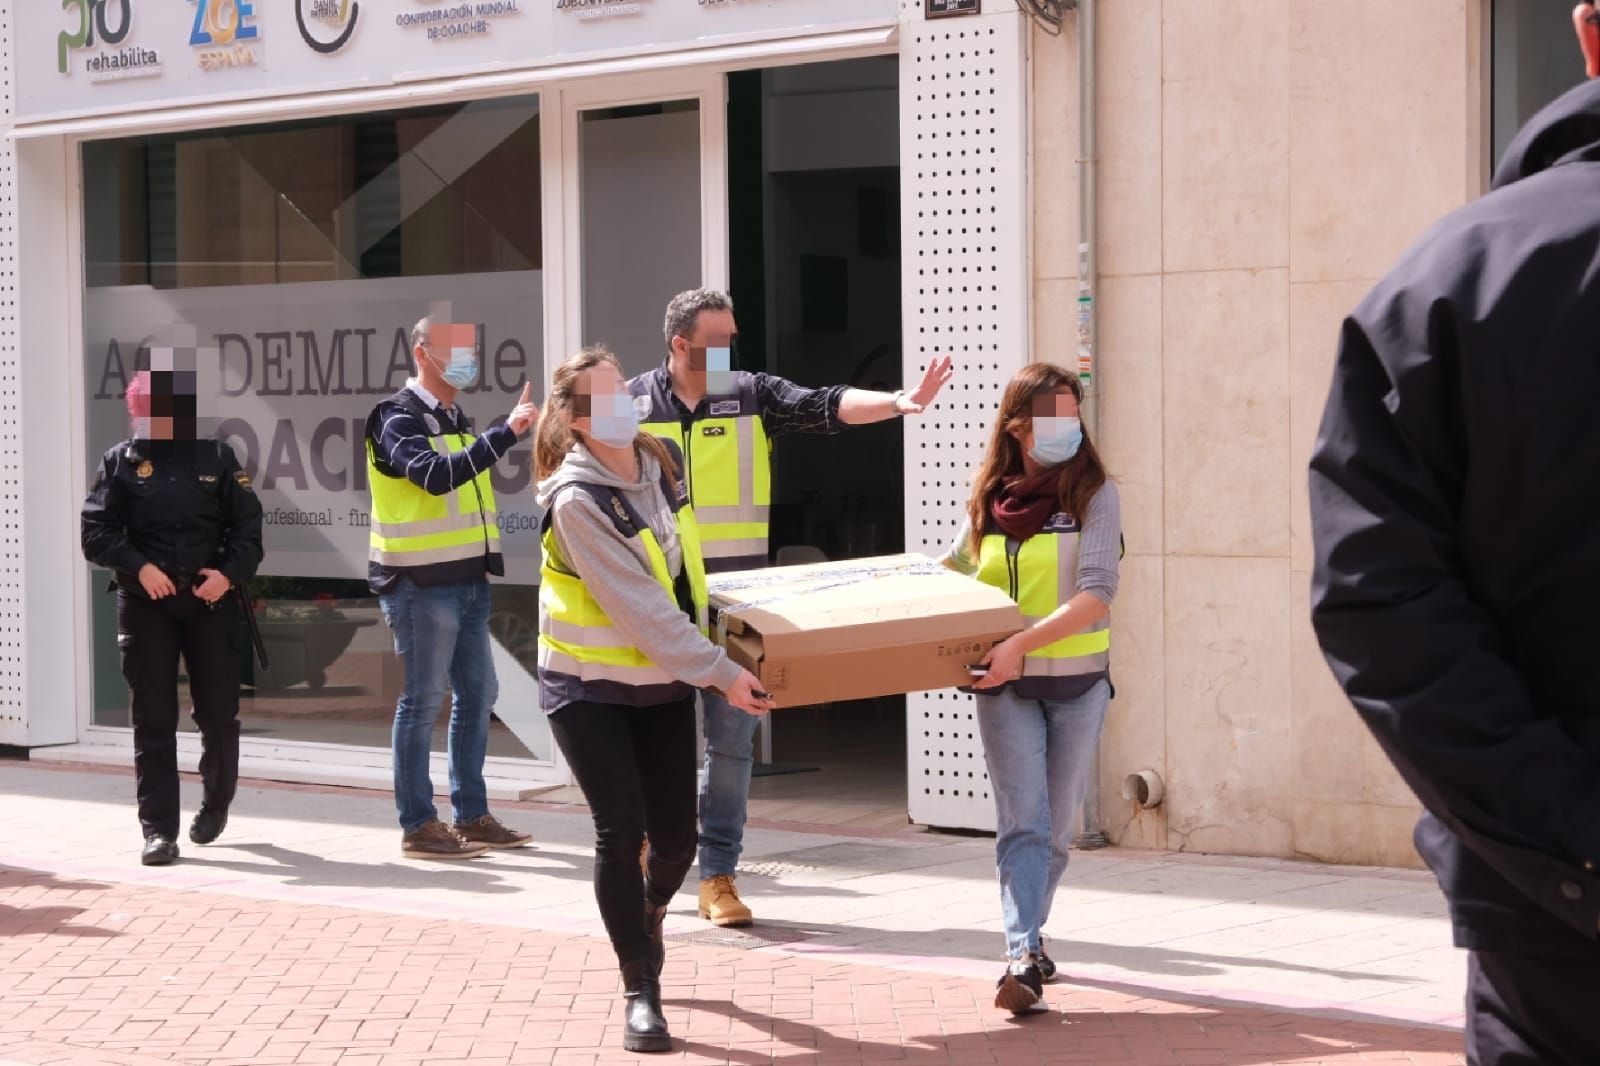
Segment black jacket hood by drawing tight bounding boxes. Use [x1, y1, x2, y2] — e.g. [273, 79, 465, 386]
[1494, 76, 1600, 190]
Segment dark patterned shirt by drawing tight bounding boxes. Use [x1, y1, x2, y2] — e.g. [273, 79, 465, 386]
[635, 361, 847, 437]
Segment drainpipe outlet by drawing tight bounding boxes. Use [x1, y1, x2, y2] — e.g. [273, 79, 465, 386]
[1122, 769, 1165, 810]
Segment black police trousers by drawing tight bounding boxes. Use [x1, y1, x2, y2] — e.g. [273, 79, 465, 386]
[1466, 937, 1600, 1065]
[117, 588, 242, 841]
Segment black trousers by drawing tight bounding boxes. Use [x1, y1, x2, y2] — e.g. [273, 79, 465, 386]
[549, 696, 698, 967]
[1466, 938, 1600, 1065]
[117, 589, 242, 841]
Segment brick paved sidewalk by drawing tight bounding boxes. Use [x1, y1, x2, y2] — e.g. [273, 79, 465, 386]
[0, 866, 1465, 1066]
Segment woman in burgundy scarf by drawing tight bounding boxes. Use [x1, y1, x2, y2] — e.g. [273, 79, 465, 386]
[942, 363, 1121, 1016]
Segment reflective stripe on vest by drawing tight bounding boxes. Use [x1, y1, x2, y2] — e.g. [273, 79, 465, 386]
[641, 411, 770, 566]
[975, 516, 1110, 683]
[537, 481, 710, 699]
[367, 434, 500, 569]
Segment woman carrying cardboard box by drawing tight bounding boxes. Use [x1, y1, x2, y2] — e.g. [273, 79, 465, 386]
[532, 347, 774, 1054]
[943, 362, 1122, 1016]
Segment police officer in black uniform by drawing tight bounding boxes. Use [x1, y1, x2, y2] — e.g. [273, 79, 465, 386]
[80, 365, 264, 867]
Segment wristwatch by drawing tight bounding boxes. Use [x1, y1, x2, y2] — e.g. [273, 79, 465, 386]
[890, 389, 908, 414]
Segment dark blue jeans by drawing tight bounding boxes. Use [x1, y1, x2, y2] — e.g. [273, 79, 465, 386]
[378, 577, 496, 833]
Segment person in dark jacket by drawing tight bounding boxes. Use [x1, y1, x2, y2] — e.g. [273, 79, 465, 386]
[1309, 80, 1600, 1065]
[80, 362, 265, 867]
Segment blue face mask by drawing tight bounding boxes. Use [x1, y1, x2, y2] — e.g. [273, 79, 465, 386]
[434, 344, 479, 389]
[1028, 416, 1083, 467]
[589, 392, 640, 449]
[707, 346, 736, 395]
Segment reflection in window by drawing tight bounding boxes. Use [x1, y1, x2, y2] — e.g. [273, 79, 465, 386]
[578, 100, 702, 380]
[81, 98, 551, 764]
[84, 98, 543, 289]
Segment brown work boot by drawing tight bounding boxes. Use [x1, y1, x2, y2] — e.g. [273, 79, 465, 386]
[454, 813, 533, 849]
[698, 874, 753, 927]
[401, 819, 489, 860]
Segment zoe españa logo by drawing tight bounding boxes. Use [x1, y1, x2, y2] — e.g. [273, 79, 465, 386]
[189, 0, 261, 71]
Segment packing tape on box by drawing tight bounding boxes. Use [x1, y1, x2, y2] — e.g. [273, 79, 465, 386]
[709, 560, 951, 646]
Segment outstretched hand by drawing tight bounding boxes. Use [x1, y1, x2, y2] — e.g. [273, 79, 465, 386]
[900, 356, 955, 414]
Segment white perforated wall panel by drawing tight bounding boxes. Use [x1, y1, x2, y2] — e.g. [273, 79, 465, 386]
[901, 4, 1029, 832]
[0, 4, 24, 747]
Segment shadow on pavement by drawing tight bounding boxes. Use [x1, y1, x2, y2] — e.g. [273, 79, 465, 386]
[666, 994, 1463, 1065]
[180, 842, 545, 894]
[727, 918, 1420, 985]
[0, 866, 124, 939]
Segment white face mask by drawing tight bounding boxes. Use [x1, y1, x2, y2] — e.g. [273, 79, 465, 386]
[1028, 416, 1084, 466]
[439, 345, 479, 389]
[588, 392, 639, 448]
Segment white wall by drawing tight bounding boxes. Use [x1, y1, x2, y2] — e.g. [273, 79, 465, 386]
[0, 2, 26, 747]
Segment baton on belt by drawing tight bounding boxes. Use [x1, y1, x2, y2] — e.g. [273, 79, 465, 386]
[235, 584, 271, 670]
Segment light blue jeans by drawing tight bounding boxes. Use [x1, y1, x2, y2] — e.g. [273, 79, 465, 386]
[378, 577, 497, 834]
[698, 687, 760, 879]
[976, 679, 1111, 960]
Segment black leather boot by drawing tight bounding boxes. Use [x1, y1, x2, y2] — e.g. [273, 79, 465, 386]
[620, 959, 671, 1053]
[189, 804, 229, 845]
[644, 900, 668, 978]
[141, 835, 179, 866]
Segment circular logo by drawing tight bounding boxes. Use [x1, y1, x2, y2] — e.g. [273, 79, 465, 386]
[632, 394, 653, 421]
[296, 0, 359, 55]
[136, 460, 154, 478]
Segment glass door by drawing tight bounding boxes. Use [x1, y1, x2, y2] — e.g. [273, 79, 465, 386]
[549, 74, 728, 375]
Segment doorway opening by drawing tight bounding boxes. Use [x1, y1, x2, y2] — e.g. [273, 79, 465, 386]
[727, 56, 907, 830]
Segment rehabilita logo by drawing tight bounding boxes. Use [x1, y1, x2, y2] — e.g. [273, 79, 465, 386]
[189, 0, 261, 71]
[58, 0, 162, 82]
[297, 0, 360, 55]
[58, 0, 135, 75]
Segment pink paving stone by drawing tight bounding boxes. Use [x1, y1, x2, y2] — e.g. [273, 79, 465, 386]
[0, 873, 1468, 1066]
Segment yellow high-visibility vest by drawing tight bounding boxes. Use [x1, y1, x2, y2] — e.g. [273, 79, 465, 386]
[975, 510, 1111, 697]
[632, 371, 770, 574]
[365, 395, 500, 581]
[537, 457, 710, 707]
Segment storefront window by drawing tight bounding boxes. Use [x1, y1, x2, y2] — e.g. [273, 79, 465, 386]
[81, 96, 552, 763]
[1492, 0, 1585, 168]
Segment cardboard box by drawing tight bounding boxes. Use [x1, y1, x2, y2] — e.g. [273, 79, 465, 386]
[707, 554, 1025, 708]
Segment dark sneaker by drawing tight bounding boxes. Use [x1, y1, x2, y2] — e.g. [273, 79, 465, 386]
[1036, 940, 1057, 983]
[141, 836, 179, 866]
[189, 804, 229, 845]
[994, 958, 1046, 1015]
[402, 819, 489, 860]
[454, 814, 532, 849]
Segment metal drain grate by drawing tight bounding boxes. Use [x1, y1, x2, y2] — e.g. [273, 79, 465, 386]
[734, 859, 821, 879]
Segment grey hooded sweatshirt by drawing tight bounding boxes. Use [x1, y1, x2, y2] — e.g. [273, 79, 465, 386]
[535, 441, 743, 714]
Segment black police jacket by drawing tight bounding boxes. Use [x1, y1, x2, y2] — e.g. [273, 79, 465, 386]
[1309, 79, 1600, 950]
[80, 439, 265, 598]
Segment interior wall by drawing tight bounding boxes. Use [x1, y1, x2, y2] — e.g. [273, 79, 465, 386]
[758, 59, 905, 562]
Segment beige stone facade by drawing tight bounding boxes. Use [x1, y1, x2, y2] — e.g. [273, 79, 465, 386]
[1029, 2, 1490, 867]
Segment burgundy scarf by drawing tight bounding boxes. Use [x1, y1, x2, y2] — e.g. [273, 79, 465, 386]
[989, 467, 1061, 541]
